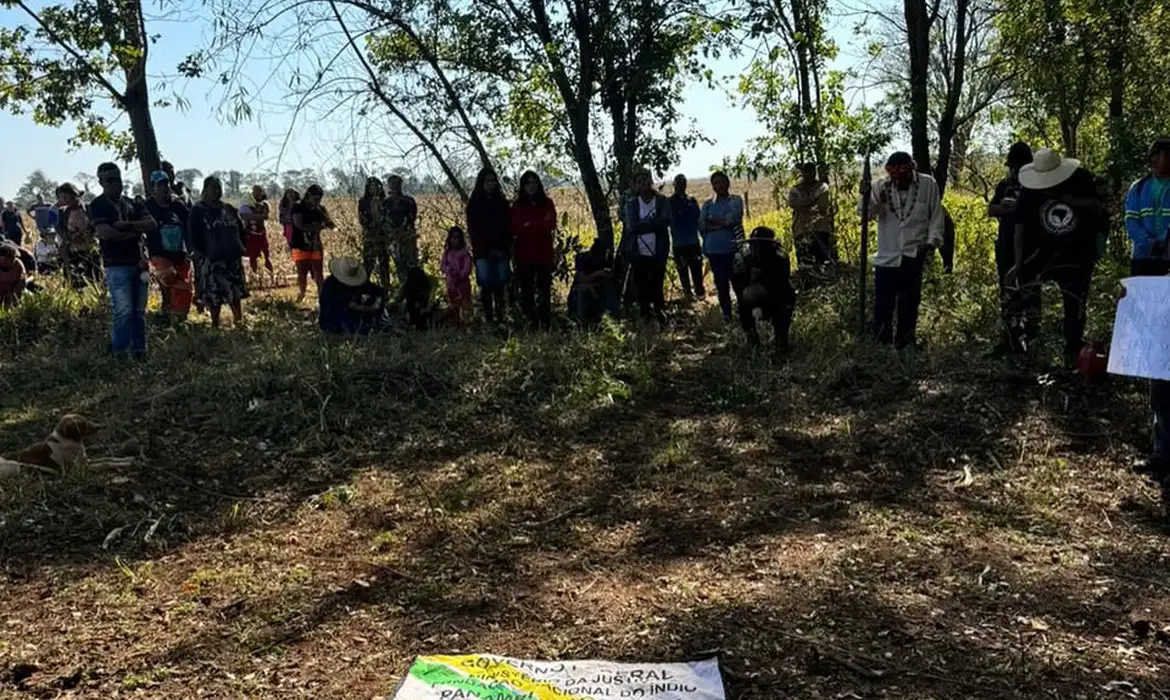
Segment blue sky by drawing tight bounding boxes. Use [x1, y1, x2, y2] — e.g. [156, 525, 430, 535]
[0, 4, 863, 196]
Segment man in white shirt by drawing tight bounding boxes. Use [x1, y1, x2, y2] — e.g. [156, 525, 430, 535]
[859, 152, 945, 349]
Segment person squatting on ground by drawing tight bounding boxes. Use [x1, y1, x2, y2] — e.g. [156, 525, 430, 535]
[699, 171, 745, 322]
[440, 226, 473, 325]
[318, 257, 388, 336]
[239, 185, 274, 282]
[788, 163, 836, 270]
[88, 162, 157, 358]
[730, 226, 795, 354]
[358, 177, 391, 288]
[1005, 147, 1101, 366]
[1125, 136, 1170, 503]
[144, 170, 193, 321]
[568, 239, 617, 328]
[510, 170, 557, 330]
[0, 243, 28, 307]
[384, 175, 419, 286]
[621, 168, 671, 325]
[860, 152, 945, 351]
[290, 184, 332, 303]
[466, 167, 513, 324]
[188, 175, 248, 328]
[668, 174, 704, 300]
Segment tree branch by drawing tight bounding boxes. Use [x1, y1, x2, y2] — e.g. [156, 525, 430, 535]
[14, 0, 126, 103]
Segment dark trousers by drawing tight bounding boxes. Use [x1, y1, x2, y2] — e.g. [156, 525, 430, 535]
[738, 287, 795, 349]
[707, 253, 736, 320]
[1130, 257, 1170, 477]
[1007, 252, 1093, 358]
[516, 263, 553, 329]
[873, 253, 926, 349]
[631, 257, 667, 322]
[673, 243, 705, 297]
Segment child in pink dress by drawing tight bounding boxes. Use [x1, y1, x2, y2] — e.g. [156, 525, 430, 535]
[440, 226, 473, 324]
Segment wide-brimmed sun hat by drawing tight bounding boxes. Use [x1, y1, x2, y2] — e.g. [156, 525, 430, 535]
[329, 257, 368, 288]
[1018, 148, 1080, 190]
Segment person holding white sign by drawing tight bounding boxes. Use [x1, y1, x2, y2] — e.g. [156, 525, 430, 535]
[621, 168, 671, 325]
[1122, 137, 1170, 498]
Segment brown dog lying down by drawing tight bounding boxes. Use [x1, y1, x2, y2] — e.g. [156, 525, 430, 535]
[0, 414, 101, 478]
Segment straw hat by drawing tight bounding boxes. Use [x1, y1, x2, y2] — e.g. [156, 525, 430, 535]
[329, 257, 368, 287]
[1018, 148, 1080, 190]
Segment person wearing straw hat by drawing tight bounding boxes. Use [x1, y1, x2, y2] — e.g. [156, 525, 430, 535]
[859, 151, 945, 351]
[319, 256, 387, 335]
[1006, 147, 1101, 366]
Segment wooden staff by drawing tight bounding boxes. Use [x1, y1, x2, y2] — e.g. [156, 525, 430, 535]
[859, 153, 872, 338]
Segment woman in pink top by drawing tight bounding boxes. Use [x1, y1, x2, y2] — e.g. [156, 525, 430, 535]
[440, 226, 473, 324]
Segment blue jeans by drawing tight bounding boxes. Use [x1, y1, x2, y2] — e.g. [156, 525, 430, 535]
[475, 257, 510, 322]
[105, 265, 148, 356]
[706, 253, 735, 320]
[474, 257, 510, 287]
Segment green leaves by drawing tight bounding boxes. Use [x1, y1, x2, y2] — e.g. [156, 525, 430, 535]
[0, 0, 163, 176]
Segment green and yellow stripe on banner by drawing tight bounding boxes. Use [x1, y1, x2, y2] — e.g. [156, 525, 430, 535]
[410, 655, 586, 700]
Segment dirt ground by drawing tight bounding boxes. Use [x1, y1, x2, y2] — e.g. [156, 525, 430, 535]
[1, 263, 1169, 698]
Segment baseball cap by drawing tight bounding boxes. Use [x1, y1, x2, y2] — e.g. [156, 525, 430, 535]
[150, 170, 170, 185]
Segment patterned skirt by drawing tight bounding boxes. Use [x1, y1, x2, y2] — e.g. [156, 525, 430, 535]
[195, 255, 248, 306]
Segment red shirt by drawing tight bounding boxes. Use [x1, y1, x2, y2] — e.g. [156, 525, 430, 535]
[510, 198, 557, 267]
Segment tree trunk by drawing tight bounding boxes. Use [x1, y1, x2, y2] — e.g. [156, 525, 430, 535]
[904, 0, 932, 174]
[931, 0, 968, 196]
[123, 65, 160, 190]
[1105, 5, 1126, 198]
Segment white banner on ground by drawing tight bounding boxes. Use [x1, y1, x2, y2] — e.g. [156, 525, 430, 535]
[391, 655, 726, 699]
[1109, 276, 1170, 380]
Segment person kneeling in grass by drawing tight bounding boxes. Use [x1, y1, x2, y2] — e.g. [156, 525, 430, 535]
[0, 243, 28, 307]
[319, 257, 388, 336]
[731, 226, 795, 354]
[567, 239, 616, 328]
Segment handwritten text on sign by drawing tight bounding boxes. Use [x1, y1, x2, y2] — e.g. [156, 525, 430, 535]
[392, 655, 726, 700]
[1109, 276, 1170, 380]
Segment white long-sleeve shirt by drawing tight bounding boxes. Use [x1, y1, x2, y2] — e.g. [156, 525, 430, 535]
[858, 173, 945, 267]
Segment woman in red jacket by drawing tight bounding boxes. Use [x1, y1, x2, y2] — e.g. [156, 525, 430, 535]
[510, 170, 557, 329]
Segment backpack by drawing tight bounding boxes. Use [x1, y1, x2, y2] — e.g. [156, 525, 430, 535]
[160, 223, 185, 253]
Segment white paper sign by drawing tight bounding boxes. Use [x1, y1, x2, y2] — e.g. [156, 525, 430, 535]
[392, 655, 726, 699]
[1108, 276, 1170, 380]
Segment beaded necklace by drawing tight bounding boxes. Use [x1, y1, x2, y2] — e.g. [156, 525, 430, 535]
[884, 175, 919, 224]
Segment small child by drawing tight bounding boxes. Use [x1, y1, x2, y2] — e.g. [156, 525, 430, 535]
[0, 243, 28, 307]
[440, 226, 473, 324]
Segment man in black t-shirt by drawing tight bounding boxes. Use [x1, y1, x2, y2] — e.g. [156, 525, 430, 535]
[88, 162, 158, 358]
[988, 141, 1033, 356]
[1006, 147, 1101, 365]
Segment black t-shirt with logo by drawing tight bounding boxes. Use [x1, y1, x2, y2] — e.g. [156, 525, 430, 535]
[87, 194, 149, 268]
[1015, 167, 1099, 263]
